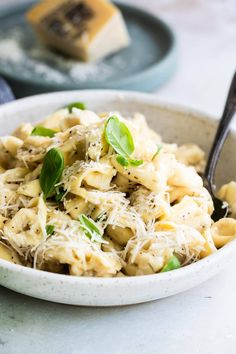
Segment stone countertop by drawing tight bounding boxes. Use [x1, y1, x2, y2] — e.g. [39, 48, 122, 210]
[1, 258, 236, 354]
[0, 1, 236, 354]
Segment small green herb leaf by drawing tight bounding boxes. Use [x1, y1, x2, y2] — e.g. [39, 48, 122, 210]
[31, 126, 56, 138]
[161, 255, 181, 272]
[79, 214, 106, 243]
[105, 116, 134, 158]
[66, 102, 86, 113]
[40, 148, 64, 199]
[105, 116, 143, 167]
[152, 144, 162, 160]
[46, 224, 54, 236]
[129, 159, 143, 166]
[116, 155, 129, 166]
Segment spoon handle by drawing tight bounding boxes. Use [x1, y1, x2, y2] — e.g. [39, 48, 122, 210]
[204, 72, 236, 185]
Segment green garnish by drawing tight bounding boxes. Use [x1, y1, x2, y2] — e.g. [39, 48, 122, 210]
[66, 102, 86, 113]
[39, 148, 64, 200]
[161, 255, 181, 273]
[116, 155, 129, 167]
[152, 144, 162, 160]
[79, 214, 105, 243]
[55, 189, 65, 202]
[31, 126, 56, 138]
[129, 159, 143, 166]
[105, 116, 143, 167]
[46, 225, 54, 236]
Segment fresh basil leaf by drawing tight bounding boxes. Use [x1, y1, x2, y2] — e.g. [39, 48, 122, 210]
[31, 126, 56, 138]
[129, 159, 143, 166]
[66, 102, 86, 113]
[55, 188, 65, 202]
[161, 255, 181, 272]
[79, 214, 105, 243]
[40, 148, 64, 200]
[152, 145, 162, 160]
[105, 116, 134, 158]
[46, 224, 54, 236]
[116, 155, 129, 166]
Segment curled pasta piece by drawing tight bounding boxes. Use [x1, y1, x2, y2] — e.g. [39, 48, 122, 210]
[111, 157, 166, 193]
[69, 250, 122, 277]
[167, 195, 212, 232]
[113, 173, 136, 193]
[102, 236, 123, 253]
[58, 109, 100, 131]
[0, 215, 8, 230]
[218, 181, 236, 217]
[0, 136, 23, 156]
[0, 137, 23, 169]
[63, 158, 116, 193]
[40, 109, 69, 132]
[124, 243, 173, 275]
[59, 116, 83, 131]
[0, 242, 22, 264]
[211, 218, 236, 248]
[17, 179, 41, 198]
[106, 225, 134, 246]
[169, 186, 214, 215]
[69, 108, 101, 126]
[24, 164, 42, 183]
[34, 212, 122, 277]
[3, 197, 47, 252]
[4, 208, 41, 250]
[0, 188, 20, 218]
[168, 162, 203, 189]
[124, 222, 205, 275]
[0, 167, 29, 188]
[54, 119, 106, 162]
[130, 186, 170, 223]
[132, 113, 162, 144]
[154, 222, 206, 253]
[13, 122, 34, 141]
[127, 115, 159, 161]
[64, 196, 92, 219]
[17, 136, 51, 163]
[0, 168, 30, 218]
[175, 144, 205, 173]
[200, 229, 217, 257]
[86, 125, 108, 161]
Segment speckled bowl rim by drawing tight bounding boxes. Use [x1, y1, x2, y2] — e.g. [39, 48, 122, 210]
[0, 238, 236, 286]
[0, 89, 236, 289]
[0, 0, 177, 90]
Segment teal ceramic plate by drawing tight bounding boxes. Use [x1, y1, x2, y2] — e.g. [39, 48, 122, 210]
[0, 1, 177, 97]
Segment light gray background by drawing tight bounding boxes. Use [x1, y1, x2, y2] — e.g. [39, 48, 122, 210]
[0, 1, 236, 354]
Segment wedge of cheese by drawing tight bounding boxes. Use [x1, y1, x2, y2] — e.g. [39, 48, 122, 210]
[26, 0, 130, 62]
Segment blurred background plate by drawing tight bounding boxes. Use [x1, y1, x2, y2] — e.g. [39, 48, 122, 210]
[0, 0, 177, 98]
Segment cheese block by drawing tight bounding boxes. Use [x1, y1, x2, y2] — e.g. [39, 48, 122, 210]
[26, 0, 130, 62]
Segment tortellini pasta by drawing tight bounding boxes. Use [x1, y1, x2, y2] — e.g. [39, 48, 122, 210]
[218, 182, 236, 217]
[0, 106, 235, 277]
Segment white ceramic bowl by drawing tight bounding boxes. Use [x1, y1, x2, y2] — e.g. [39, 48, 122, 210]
[0, 90, 235, 306]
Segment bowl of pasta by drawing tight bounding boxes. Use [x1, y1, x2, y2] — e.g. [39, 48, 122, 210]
[0, 90, 235, 306]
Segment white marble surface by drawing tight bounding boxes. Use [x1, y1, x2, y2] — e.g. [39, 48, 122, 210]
[0, 1, 236, 354]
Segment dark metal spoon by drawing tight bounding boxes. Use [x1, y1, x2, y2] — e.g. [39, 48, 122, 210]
[204, 71, 236, 221]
